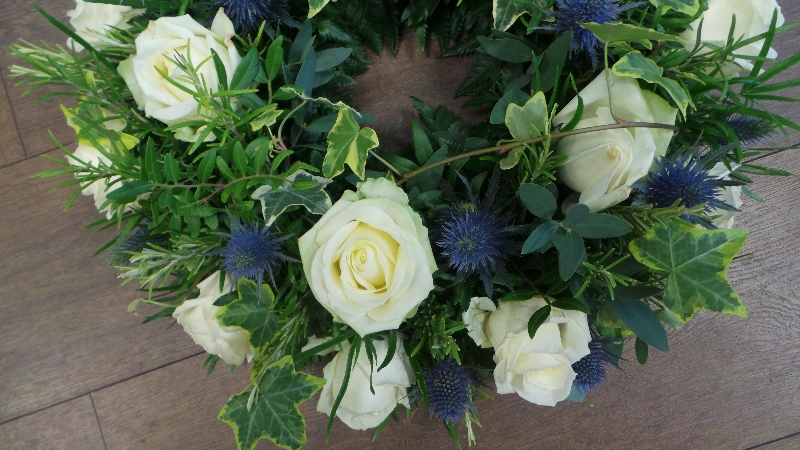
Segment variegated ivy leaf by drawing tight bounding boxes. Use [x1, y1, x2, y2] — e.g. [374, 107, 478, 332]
[322, 109, 379, 179]
[493, 0, 531, 31]
[61, 103, 138, 152]
[505, 91, 549, 140]
[252, 170, 332, 226]
[216, 278, 279, 352]
[612, 51, 690, 118]
[307, 0, 331, 18]
[648, 0, 700, 15]
[250, 103, 282, 132]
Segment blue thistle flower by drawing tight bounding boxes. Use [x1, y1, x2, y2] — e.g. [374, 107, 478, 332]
[722, 114, 777, 147]
[545, 0, 644, 67]
[642, 153, 738, 225]
[108, 225, 166, 267]
[436, 174, 517, 296]
[425, 360, 475, 424]
[217, 0, 292, 34]
[572, 339, 616, 394]
[218, 218, 294, 290]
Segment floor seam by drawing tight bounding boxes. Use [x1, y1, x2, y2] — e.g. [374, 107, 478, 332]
[0, 351, 204, 428]
[0, 146, 60, 171]
[746, 430, 800, 449]
[89, 393, 109, 450]
[0, 68, 29, 159]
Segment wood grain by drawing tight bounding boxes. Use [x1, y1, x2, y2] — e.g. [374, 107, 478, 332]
[753, 433, 800, 450]
[0, 395, 105, 450]
[0, 70, 25, 166]
[0, 152, 200, 424]
[1, 0, 77, 155]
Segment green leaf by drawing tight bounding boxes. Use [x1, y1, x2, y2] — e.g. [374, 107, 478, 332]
[635, 336, 649, 364]
[216, 279, 279, 352]
[500, 289, 537, 302]
[265, 36, 284, 82]
[231, 48, 260, 90]
[551, 297, 590, 314]
[412, 121, 434, 165]
[493, 0, 533, 31]
[308, 0, 332, 18]
[522, 220, 558, 254]
[490, 89, 530, 125]
[527, 304, 551, 338]
[197, 149, 217, 182]
[219, 356, 325, 450]
[563, 204, 590, 228]
[106, 180, 152, 200]
[163, 154, 181, 184]
[406, 146, 449, 192]
[648, 0, 700, 15]
[323, 109, 379, 179]
[536, 31, 573, 94]
[252, 172, 331, 225]
[144, 139, 163, 183]
[571, 213, 632, 238]
[216, 156, 235, 180]
[505, 91, 548, 140]
[552, 229, 585, 281]
[250, 104, 282, 132]
[608, 298, 669, 352]
[519, 183, 557, 218]
[580, 22, 679, 45]
[315, 48, 352, 71]
[476, 36, 532, 63]
[612, 52, 690, 117]
[629, 220, 748, 322]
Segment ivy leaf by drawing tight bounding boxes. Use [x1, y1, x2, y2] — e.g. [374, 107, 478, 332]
[648, 0, 700, 15]
[219, 356, 325, 450]
[505, 91, 548, 140]
[323, 109, 379, 179]
[251, 171, 331, 226]
[250, 104, 282, 132]
[629, 220, 748, 322]
[612, 52, 690, 118]
[216, 279, 280, 352]
[493, 0, 532, 31]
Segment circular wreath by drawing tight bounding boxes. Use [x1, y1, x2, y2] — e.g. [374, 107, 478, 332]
[11, 0, 795, 448]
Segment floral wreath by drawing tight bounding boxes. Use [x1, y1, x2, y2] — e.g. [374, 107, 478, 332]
[11, 0, 796, 448]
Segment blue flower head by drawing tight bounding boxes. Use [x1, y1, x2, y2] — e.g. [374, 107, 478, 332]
[721, 114, 777, 148]
[547, 0, 643, 67]
[436, 173, 517, 296]
[218, 218, 294, 291]
[425, 359, 475, 424]
[572, 339, 616, 394]
[217, 0, 291, 34]
[642, 153, 738, 225]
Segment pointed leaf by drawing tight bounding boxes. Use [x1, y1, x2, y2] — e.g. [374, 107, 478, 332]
[265, 36, 284, 81]
[323, 109, 379, 179]
[476, 36, 532, 63]
[216, 279, 279, 352]
[571, 213, 632, 238]
[315, 48, 352, 71]
[527, 304, 551, 338]
[580, 22, 679, 44]
[252, 171, 331, 226]
[552, 229, 585, 280]
[522, 220, 558, 254]
[608, 298, 669, 352]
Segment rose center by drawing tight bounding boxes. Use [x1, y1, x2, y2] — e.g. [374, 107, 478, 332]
[346, 239, 388, 290]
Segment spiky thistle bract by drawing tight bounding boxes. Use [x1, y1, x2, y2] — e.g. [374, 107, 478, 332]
[216, 0, 292, 34]
[425, 359, 475, 425]
[572, 339, 619, 394]
[217, 218, 295, 293]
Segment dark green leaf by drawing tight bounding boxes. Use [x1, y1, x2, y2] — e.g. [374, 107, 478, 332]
[536, 31, 572, 93]
[412, 121, 434, 165]
[580, 22, 679, 44]
[216, 279, 279, 352]
[252, 172, 331, 225]
[608, 298, 669, 352]
[522, 220, 558, 254]
[476, 36, 532, 63]
[265, 36, 284, 81]
[216, 156, 235, 180]
[490, 89, 529, 125]
[614, 285, 663, 299]
[563, 204, 590, 228]
[552, 229, 585, 281]
[500, 289, 537, 302]
[164, 153, 181, 184]
[571, 213, 632, 238]
[635, 336, 649, 364]
[295, 49, 316, 95]
[231, 48, 260, 90]
[106, 180, 152, 200]
[527, 304, 551, 338]
[519, 183, 557, 218]
[315, 48, 352, 71]
[551, 297, 590, 314]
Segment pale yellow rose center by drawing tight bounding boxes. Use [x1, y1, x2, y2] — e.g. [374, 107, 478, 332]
[337, 223, 399, 292]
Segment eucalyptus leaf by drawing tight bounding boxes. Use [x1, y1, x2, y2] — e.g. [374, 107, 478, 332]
[580, 22, 679, 45]
[522, 220, 558, 254]
[519, 183, 557, 218]
[315, 48, 352, 71]
[490, 89, 529, 125]
[552, 229, 585, 281]
[571, 213, 632, 238]
[608, 298, 669, 352]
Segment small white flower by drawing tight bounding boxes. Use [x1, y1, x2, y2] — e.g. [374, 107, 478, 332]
[708, 162, 744, 229]
[462, 297, 496, 348]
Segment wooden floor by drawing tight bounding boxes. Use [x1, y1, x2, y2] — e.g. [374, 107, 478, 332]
[2, 1, 800, 449]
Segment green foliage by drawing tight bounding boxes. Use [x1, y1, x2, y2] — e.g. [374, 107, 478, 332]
[219, 356, 325, 450]
[217, 279, 280, 353]
[648, 0, 700, 15]
[612, 51, 690, 117]
[322, 109, 379, 179]
[252, 172, 331, 226]
[629, 220, 748, 322]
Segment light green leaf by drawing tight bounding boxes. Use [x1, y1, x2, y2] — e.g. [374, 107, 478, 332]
[499, 146, 524, 170]
[612, 52, 690, 117]
[308, 0, 331, 18]
[252, 171, 332, 226]
[648, 0, 700, 15]
[216, 279, 279, 352]
[629, 220, 748, 322]
[505, 91, 548, 140]
[493, 0, 531, 31]
[218, 356, 325, 450]
[580, 22, 680, 45]
[250, 104, 283, 132]
[323, 109, 379, 179]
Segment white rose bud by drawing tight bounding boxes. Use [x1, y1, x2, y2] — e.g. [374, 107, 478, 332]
[707, 162, 743, 229]
[67, 142, 134, 219]
[118, 9, 241, 142]
[317, 337, 413, 430]
[172, 271, 254, 366]
[680, 0, 785, 75]
[462, 297, 497, 348]
[554, 70, 678, 212]
[66, 0, 143, 51]
[299, 178, 437, 336]
[486, 297, 592, 406]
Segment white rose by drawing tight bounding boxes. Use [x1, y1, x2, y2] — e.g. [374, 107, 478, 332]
[67, 0, 143, 52]
[298, 178, 436, 336]
[462, 297, 497, 348]
[317, 337, 413, 430]
[118, 9, 241, 141]
[486, 297, 591, 406]
[554, 70, 678, 212]
[707, 162, 743, 229]
[680, 0, 785, 74]
[172, 271, 254, 366]
[67, 142, 134, 219]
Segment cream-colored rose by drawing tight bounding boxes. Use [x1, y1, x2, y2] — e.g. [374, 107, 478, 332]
[118, 9, 241, 141]
[298, 178, 436, 336]
[708, 162, 743, 229]
[317, 338, 413, 430]
[680, 0, 785, 74]
[172, 271, 254, 366]
[67, 0, 143, 52]
[486, 297, 591, 406]
[463, 297, 496, 348]
[554, 71, 678, 212]
[67, 142, 133, 219]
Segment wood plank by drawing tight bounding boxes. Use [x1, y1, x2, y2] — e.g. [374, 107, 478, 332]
[752, 433, 800, 450]
[0, 151, 199, 424]
[1, 0, 77, 155]
[0, 395, 105, 450]
[0, 70, 25, 166]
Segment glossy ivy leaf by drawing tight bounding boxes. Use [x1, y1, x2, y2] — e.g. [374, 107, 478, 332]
[629, 220, 748, 322]
[522, 220, 558, 254]
[580, 22, 679, 45]
[323, 109, 379, 179]
[519, 183, 557, 218]
[476, 36, 532, 63]
[570, 213, 632, 239]
[612, 52, 689, 118]
[552, 229, 585, 280]
[648, 0, 700, 15]
[505, 91, 548, 140]
[608, 298, 669, 352]
[219, 356, 325, 450]
[493, 0, 543, 31]
[250, 104, 282, 132]
[527, 304, 551, 338]
[252, 171, 331, 226]
[216, 279, 280, 352]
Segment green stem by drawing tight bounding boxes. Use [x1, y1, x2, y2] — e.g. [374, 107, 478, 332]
[396, 121, 680, 186]
[369, 149, 402, 176]
[276, 100, 308, 150]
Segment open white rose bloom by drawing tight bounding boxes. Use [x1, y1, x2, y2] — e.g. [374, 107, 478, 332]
[66, 0, 143, 51]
